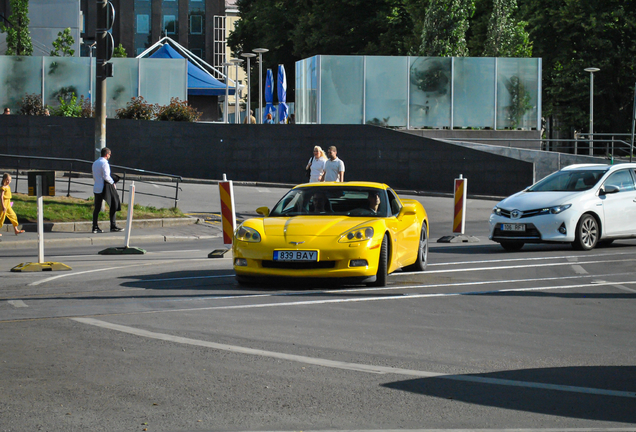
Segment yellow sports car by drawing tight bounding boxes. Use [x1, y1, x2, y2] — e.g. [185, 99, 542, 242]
[233, 182, 429, 286]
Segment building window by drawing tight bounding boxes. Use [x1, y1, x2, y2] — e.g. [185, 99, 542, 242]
[190, 15, 203, 34]
[191, 48, 203, 59]
[137, 14, 149, 34]
[164, 15, 176, 35]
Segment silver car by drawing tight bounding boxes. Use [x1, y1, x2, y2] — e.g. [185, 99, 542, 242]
[489, 163, 636, 251]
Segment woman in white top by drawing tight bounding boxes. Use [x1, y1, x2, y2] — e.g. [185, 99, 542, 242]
[306, 146, 327, 183]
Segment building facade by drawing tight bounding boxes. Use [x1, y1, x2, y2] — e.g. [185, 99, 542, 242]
[79, 0, 226, 64]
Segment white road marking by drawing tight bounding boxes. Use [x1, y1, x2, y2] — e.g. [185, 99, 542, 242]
[427, 250, 636, 267]
[256, 188, 271, 193]
[72, 317, 636, 399]
[8, 300, 28, 308]
[28, 259, 210, 286]
[570, 265, 588, 275]
[395, 258, 636, 276]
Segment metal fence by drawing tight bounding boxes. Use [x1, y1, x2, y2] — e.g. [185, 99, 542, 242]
[0, 154, 183, 208]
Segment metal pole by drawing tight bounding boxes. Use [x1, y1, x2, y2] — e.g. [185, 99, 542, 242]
[241, 53, 256, 124]
[223, 63, 231, 124]
[235, 62, 240, 124]
[95, 0, 108, 161]
[631, 83, 636, 163]
[589, 72, 594, 156]
[584, 67, 600, 156]
[253, 48, 268, 124]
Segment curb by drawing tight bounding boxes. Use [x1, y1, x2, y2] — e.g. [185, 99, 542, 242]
[1, 216, 201, 233]
[0, 233, 221, 249]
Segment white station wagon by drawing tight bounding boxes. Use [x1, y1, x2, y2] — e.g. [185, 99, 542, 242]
[489, 163, 636, 251]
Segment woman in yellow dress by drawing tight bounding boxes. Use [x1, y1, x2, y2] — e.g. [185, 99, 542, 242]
[1, 173, 25, 236]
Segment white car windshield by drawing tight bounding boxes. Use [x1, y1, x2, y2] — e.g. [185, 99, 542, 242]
[269, 187, 389, 217]
[527, 169, 607, 192]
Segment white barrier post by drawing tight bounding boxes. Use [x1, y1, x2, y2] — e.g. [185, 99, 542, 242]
[98, 181, 146, 255]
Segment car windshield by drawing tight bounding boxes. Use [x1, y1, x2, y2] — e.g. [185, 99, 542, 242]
[527, 169, 607, 192]
[269, 186, 389, 217]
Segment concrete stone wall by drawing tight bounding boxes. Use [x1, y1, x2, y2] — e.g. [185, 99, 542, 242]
[0, 116, 535, 197]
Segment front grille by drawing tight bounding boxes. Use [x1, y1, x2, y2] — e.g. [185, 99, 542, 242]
[499, 208, 545, 219]
[493, 223, 541, 239]
[262, 261, 336, 270]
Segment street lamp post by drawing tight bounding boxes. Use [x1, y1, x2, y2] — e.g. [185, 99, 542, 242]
[230, 58, 243, 124]
[253, 48, 269, 124]
[83, 41, 97, 103]
[241, 53, 256, 124]
[584, 67, 600, 156]
[222, 61, 234, 124]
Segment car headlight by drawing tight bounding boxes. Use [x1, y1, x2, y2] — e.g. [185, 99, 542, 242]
[235, 225, 261, 242]
[540, 204, 572, 215]
[492, 207, 502, 216]
[339, 226, 374, 243]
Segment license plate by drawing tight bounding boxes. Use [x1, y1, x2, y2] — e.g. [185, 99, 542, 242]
[502, 223, 526, 232]
[273, 250, 318, 262]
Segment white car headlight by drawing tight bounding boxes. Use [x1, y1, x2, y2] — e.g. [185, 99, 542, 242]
[235, 225, 261, 242]
[339, 226, 374, 243]
[492, 206, 502, 216]
[542, 204, 572, 215]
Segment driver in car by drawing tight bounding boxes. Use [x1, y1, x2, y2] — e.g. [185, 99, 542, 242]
[367, 191, 381, 215]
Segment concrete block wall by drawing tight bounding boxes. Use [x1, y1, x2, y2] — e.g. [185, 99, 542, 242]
[0, 116, 534, 197]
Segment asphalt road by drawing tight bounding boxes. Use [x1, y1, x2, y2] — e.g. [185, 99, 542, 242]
[1, 182, 635, 431]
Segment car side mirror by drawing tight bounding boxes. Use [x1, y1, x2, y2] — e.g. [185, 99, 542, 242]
[398, 203, 417, 220]
[601, 185, 619, 195]
[256, 206, 270, 217]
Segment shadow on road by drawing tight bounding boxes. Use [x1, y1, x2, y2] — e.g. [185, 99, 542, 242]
[383, 365, 636, 423]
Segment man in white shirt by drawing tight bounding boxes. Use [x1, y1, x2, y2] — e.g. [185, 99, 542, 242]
[92, 147, 123, 233]
[322, 146, 345, 182]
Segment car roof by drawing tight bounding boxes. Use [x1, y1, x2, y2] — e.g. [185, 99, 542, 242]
[293, 181, 390, 190]
[561, 163, 636, 172]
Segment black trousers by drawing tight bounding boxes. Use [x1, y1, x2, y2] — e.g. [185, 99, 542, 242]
[93, 191, 117, 228]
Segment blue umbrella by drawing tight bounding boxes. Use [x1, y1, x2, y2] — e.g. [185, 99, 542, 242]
[263, 68, 275, 123]
[277, 64, 288, 124]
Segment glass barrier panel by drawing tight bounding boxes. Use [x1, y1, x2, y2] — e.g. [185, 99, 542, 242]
[366, 56, 408, 127]
[497, 58, 539, 130]
[295, 57, 318, 124]
[409, 57, 451, 128]
[107, 58, 140, 118]
[0, 56, 42, 112]
[453, 57, 495, 128]
[43, 57, 91, 108]
[320, 55, 363, 124]
[139, 58, 187, 107]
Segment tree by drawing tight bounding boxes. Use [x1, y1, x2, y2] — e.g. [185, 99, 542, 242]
[520, 0, 636, 134]
[483, 0, 532, 57]
[0, 0, 33, 56]
[228, 0, 420, 103]
[113, 43, 127, 58]
[419, 0, 475, 56]
[50, 28, 75, 57]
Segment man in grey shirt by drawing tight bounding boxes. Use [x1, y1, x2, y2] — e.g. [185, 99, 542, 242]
[322, 146, 345, 182]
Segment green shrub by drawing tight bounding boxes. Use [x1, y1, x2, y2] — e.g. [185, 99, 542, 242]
[116, 96, 158, 120]
[156, 98, 201, 122]
[51, 93, 82, 117]
[19, 93, 48, 116]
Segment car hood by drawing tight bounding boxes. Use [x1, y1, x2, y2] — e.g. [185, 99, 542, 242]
[262, 216, 374, 237]
[498, 190, 585, 210]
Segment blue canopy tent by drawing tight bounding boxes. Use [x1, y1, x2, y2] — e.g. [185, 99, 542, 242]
[150, 44, 235, 96]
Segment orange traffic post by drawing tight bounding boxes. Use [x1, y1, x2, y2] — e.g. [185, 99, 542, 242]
[209, 173, 236, 258]
[437, 174, 478, 243]
[453, 174, 467, 234]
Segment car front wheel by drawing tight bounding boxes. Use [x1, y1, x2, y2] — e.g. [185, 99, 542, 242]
[368, 234, 388, 287]
[572, 214, 599, 250]
[405, 222, 428, 271]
